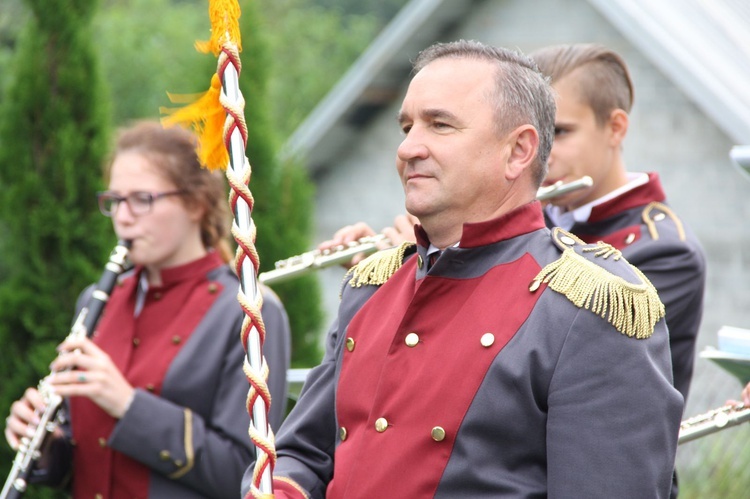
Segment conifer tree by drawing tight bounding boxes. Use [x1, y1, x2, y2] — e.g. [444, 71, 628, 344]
[240, 0, 324, 367]
[0, 0, 112, 489]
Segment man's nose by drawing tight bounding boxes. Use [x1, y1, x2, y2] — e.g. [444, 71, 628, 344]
[397, 128, 429, 162]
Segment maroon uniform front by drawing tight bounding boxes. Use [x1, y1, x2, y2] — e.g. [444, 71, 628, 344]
[250, 201, 683, 498]
[33, 252, 291, 499]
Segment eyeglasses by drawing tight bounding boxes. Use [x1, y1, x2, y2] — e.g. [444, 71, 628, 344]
[97, 190, 186, 217]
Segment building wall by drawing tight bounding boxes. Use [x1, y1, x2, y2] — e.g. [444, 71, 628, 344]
[310, 0, 750, 477]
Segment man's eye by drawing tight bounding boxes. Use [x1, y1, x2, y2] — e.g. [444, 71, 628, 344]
[554, 127, 569, 136]
[401, 125, 412, 135]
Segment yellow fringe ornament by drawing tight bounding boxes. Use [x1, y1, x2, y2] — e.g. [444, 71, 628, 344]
[159, 0, 243, 171]
[161, 74, 228, 171]
[346, 242, 416, 289]
[196, 0, 242, 55]
[531, 247, 665, 339]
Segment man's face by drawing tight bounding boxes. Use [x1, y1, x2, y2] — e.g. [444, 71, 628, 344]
[545, 72, 617, 209]
[396, 57, 513, 231]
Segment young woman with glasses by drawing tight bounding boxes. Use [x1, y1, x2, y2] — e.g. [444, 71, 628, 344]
[4, 121, 291, 498]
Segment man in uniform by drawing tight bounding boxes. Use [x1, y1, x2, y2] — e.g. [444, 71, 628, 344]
[246, 40, 683, 498]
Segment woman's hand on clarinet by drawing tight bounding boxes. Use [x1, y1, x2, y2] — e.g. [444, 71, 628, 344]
[48, 337, 135, 419]
[5, 387, 46, 451]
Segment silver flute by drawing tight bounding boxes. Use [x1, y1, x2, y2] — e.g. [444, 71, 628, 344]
[259, 176, 593, 285]
[1, 240, 131, 499]
[678, 403, 750, 445]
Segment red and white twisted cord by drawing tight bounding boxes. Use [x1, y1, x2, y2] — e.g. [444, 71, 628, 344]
[217, 42, 276, 498]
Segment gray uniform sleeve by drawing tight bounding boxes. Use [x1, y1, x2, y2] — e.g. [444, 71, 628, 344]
[260, 284, 292, 432]
[108, 310, 252, 499]
[624, 232, 706, 401]
[546, 309, 683, 498]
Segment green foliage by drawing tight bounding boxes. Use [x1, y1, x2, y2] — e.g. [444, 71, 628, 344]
[0, 0, 29, 100]
[314, 0, 407, 20]
[94, 0, 215, 123]
[678, 431, 750, 497]
[260, 0, 383, 136]
[0, 0, 112, 495]
[238, 0, 325, 365]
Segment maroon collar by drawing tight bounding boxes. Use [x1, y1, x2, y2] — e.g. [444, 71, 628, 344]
[588, 172, 665, 222]
[415, 201, 546, 249]
[134, 251, 224, 290]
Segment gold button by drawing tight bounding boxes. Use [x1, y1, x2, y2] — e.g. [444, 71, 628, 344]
[146, 384, 155, 392]
[171, 336, 182, 345]
[174, 459, 184, 467]
[653, 213, 666, 222]
[480, 333, 495, 348]
[560, 235, 576, 246]
[98, 437, 107, 448]
[95, 494, 103, 499]
[431, 426, 446, 442]
[339, 427, 348, 441]
[159, 450, 171, 461]
[417, 255, 424, 269]
[346, 337, 356, 352]
[405, 333, 419, 347]
[375, 417, 388, 432]
[625, 233, 636, 244]
[133, 338, 141, 346]
[529, 280, 541, 292]
[208, 283, 218, 294]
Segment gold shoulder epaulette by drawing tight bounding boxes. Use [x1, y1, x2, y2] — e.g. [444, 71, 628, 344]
[346, 242, 416, 288]
[530, 228, 665, 339]
[642, 201, 686, 241]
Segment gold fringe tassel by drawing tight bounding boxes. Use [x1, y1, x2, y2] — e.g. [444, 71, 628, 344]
[533, 249, 665, 339]
[159, 0, 243, 171]
[196, 0, 243, 55]
[346, 242, 415, 288]
[160, 74, 228, 171]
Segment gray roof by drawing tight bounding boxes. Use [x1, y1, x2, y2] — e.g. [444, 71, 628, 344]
[282, 0, 750, 172]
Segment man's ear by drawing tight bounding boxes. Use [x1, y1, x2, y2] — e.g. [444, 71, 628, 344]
[607, 109, 629, 147]
[505, 125, 539, 181]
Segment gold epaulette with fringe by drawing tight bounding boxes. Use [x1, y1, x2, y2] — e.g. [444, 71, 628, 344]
[345, 242, 416, 288]
[530, 228, 665, 339]
[642, 201, 686, 241]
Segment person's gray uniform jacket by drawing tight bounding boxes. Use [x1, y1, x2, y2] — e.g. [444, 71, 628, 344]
[33, 263, 290, 499]
[244, 202, 683, 499]
[547, 172, 706, 402]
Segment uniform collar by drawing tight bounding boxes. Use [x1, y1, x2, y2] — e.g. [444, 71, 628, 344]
[415, 201, 546, 250]
[546, 172, 664, 227]
[135, 250, 224, 291]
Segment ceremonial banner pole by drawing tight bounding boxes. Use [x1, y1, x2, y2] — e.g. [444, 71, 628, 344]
[161, 1, 275, 496]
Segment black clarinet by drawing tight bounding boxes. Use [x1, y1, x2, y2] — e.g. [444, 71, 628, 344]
[1, 240, 131, 499]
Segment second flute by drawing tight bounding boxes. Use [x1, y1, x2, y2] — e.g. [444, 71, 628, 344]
[260, 176, 593, 285]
